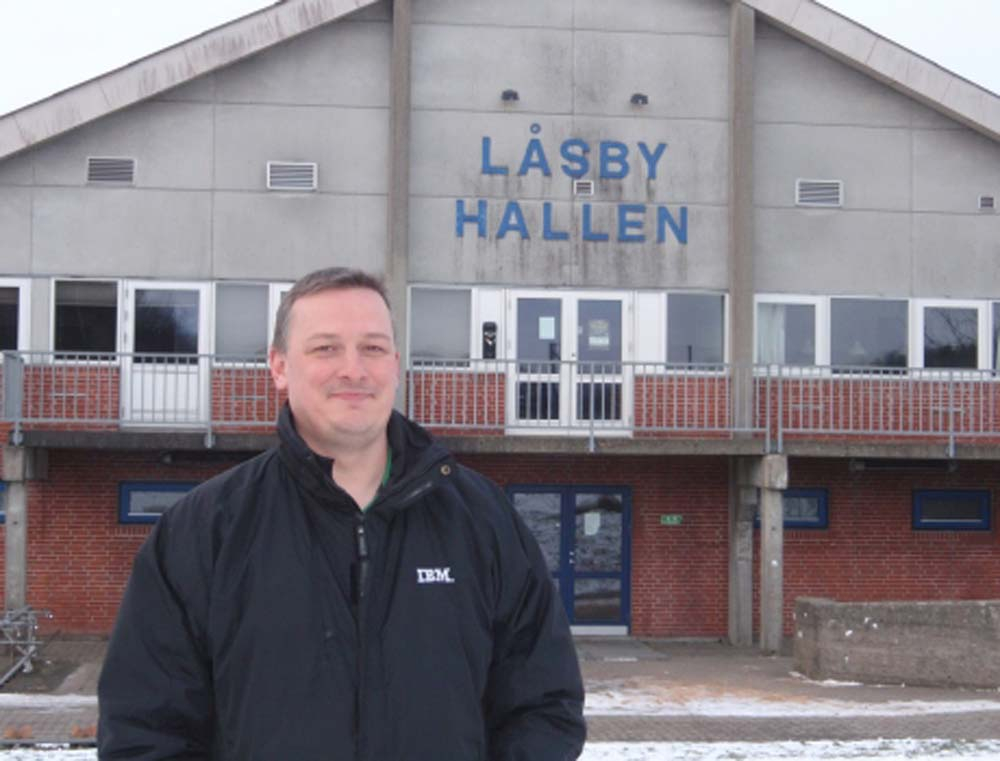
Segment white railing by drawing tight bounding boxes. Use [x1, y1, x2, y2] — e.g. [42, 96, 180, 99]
[3, 352, 1000, 455]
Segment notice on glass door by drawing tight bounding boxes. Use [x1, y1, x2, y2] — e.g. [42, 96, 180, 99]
[588, 319, 610, 349]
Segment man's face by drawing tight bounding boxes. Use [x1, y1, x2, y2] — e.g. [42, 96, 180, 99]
[269, 287, 400, 455]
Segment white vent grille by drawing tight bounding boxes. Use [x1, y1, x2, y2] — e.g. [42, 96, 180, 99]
[267, 161, 318, 191]
[979, 195, 995, 211]
[573, 179, 594, 196]
[796, 179, 843, 207]
[87, 157, 135, 184]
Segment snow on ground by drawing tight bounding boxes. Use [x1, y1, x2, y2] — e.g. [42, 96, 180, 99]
[585, 682, 1000, 717]
[3, 740, 1000, 760]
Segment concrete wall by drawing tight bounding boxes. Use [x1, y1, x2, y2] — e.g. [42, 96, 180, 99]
[794, 597, 1000, 689]
[754, 21, 1000, 299]
[0, 6, 391, 288]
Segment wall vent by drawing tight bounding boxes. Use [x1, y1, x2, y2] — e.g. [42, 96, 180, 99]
[796, 179, 843, 207]
[87, 157, 135, 184]
[979, 195, 996, 211]
[267, 161, 318, 191]
[573, 179, 594, 196]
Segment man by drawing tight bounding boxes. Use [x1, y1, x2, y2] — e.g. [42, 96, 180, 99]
[98, 267, 586, 760]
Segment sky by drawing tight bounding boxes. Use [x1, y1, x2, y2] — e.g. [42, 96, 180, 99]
[0, 1, 999, 116]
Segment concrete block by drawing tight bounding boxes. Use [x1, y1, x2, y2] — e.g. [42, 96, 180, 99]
[0, 151, 33, 185]
[211, 192, 387, 280]
[0, 116, 25, 161]
[7, 80, 111, 153]
[0, 188, 32, 273]
[214, 104, 389, 194]
[31, 188, 212, 278]
[412, 25, 572, 113]
[912, 127, 1000, 214]
[213, 21, 391, 108]
[794, 597, 1000, 689]
[574, 31, 728, 120]
[32, 101, 214, 189]
[911, 214, 1000, 299]
[573, 0, 728, 35]
[744, 0, 802, 27]
[413, 0, 572, 27]
[155, 73, 217, 104]
[755, 123, 911, 211]
[746, 454, 787, 490]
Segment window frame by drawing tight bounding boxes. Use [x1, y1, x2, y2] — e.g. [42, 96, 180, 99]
[0, 482, 6, 524]
[753, 294, 827, 370]
[913, 299, 989, 372]
[0, 277, 32, 356]
[119, 481, 198, 524]
[50, 278, 121, 361]
[754, 487, 829, 530]
[828, 295, 910, 373]
[912, 489, 991, 531]
[407, 284, 477, 369]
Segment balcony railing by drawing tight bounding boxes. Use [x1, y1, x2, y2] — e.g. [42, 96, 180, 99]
[3, 351, 1000, 455]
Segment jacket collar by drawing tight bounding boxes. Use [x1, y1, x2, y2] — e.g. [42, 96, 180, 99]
[276, 404, 451, 514]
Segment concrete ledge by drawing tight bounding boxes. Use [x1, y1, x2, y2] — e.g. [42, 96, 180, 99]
[794, 597, 1000, 689]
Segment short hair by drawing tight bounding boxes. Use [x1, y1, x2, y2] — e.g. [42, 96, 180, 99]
[271, 267, 393, 352]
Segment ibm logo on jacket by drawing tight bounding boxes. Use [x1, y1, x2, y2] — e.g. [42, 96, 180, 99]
[416, 567, 455, 584]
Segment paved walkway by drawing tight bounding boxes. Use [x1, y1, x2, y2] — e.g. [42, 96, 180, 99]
[0, 637, 998, 746]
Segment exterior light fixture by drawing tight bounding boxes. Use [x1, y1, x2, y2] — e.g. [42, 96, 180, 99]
[630, 92, 649, 105]
[501, 89, 519, 102]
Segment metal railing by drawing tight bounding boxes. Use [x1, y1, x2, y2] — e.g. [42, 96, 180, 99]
[3, 351, 1000, 455]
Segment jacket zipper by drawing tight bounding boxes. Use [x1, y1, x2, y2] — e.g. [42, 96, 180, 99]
[354, 513, 369, 759]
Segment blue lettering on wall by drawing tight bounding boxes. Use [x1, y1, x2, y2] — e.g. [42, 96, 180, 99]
[497, 201, 530, 239]
[542, 202, 569, 241]
[637, 142, 667, 181]
[481, 137, 508, 175]
[657, 206, 688, 245]
[559, 138, 590, 179]
[617, 204, 646, 242]
[456, 199, 488, 238]
[517, 138, 552, 176]
[599, 141, 629, 179]
[582, 204, 609, 242]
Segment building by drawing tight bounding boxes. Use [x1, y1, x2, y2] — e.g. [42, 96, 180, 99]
[1, 0, 999, 648]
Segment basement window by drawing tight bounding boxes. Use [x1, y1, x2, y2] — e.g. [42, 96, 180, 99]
[755, 488, 829, 529]
[913, 490, 991, 531]
[119, 481, 198, 524]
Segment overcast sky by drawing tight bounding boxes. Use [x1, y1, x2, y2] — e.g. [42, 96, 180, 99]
[0, 0, 998, 116]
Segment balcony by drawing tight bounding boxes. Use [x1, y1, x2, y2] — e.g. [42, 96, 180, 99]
[3, 351, 1000, 458]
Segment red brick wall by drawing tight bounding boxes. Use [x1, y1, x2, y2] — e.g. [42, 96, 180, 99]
[755, 457, 1000, 635]
[3, 448, 999, 638]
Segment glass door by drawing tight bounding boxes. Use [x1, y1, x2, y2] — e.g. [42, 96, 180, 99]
[509, 485, 631, 627]
[121, 281, 209, 425]
[574, 298, 625, 427]
[513, 297, 565, 426]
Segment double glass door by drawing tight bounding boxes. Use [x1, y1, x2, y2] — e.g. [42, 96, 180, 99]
[509, 486, 630, 627]
[510, 292, 630, 430]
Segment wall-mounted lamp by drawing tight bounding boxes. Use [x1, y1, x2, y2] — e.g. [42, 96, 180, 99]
[501, 89, 520, 102]
[630, 92, 649, 106]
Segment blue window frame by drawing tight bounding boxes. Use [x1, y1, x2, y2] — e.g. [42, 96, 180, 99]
[119, 481, 197, 524]
[913, 490, 991, 531]
[0, 482, 6, 524]
[755, 488, 829, 529]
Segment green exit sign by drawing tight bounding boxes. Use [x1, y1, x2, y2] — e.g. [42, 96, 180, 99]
[660, 514, 684, 526]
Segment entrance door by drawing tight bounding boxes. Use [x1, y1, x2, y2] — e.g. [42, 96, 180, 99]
[509, 292, 630, 431]
[121, 281, 209, 425]
[508, 485, 631, 629]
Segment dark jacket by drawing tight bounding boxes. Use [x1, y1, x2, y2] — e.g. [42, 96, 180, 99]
[98, 406, 586, 760]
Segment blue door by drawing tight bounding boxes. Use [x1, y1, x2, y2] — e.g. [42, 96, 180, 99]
[508, 485, 631, 627]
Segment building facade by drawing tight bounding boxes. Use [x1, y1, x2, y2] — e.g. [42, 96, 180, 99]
[1, 0, 999, 646]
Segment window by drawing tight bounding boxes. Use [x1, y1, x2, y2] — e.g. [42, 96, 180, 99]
[410, 288, 471, 364]
[54, 280, 118, 354]
[923, 305, 979, 369]
[757, 302, 816, 365]
[216, 283, 269, 359]
[134, 289, 199, 355]
[667, 293, 724, 365]
[831, 298, 907, 368]
[119, 482, 197, 524]
[0, 279, 30, 352]
[913, 490, 991, 531]
[756, 488, 829, 529]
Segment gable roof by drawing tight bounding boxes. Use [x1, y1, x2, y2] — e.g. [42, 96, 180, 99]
[1, 0, 998, 162]
[745, 0, 1000, 143]
[0, 0, 382, 160]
